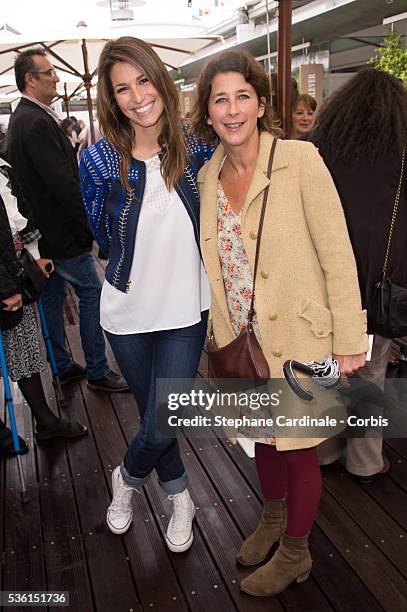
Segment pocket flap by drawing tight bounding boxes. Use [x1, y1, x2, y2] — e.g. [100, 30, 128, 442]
[298, 298, 333, 338]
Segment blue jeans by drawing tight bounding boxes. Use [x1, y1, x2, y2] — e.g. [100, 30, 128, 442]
[106, 311, 208, 495]
[41, 252, 109, 380]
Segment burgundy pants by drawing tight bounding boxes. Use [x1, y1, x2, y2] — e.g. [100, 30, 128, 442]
[255, 442, 322, 537]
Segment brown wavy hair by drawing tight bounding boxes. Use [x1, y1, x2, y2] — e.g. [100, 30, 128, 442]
[97, 37, 186, 191]
[190, 51, 281, 143]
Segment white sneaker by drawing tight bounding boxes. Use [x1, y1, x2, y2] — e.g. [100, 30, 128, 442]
[165, 489, 196, 553]
[106, 466, 134, 535]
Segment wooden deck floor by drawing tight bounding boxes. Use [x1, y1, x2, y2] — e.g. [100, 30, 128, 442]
[1, 258, 407, 612]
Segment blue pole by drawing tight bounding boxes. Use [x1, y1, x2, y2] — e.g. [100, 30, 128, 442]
[37, 299, 59, 376]
[37, 299, 67, 408]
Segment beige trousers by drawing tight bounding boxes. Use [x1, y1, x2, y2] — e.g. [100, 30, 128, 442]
[318, 335, 392, 476]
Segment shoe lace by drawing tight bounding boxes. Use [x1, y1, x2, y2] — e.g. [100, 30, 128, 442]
[167, 492, 193, 534]
[110, 483, 140, 514]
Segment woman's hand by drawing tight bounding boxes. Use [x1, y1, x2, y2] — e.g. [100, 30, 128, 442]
[36, 258, 54, 278]
[2, 293, 23, 312]
[333, 353, 366, 383]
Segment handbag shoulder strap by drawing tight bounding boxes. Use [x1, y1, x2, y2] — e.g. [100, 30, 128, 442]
[382, 146, 406, 278]
[248, 137, 277, 322]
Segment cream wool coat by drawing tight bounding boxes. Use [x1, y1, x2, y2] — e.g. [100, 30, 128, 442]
[198, 132, 369, 451]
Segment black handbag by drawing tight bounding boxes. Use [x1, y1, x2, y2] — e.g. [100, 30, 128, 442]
[368, 147, 407, 338]
[207, 138, 277, 382]
[18, 248, 47, 304]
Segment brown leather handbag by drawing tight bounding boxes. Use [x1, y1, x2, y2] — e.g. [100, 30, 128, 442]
[207, 138, 277, 381]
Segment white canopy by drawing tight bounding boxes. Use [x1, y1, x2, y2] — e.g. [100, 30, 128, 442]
[0, 27, 220, 101]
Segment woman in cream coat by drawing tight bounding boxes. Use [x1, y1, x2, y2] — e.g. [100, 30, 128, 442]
[191, 51, 368, 597]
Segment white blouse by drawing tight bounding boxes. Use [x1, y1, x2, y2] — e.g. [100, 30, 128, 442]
[0, 159, 40, 259]
[100, 155, 210, 334]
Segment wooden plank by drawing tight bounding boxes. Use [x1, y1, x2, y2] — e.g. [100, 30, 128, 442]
[219, 438, 387, 611]
[385, 438, 407, 461]
[79, 386, 188, 611]
[146, 480, 233, 612]
[382, 444, 407, 495]
[187, 435, 261, 535]
[187, 434, 334, 611]
[199, 347, 407, 609]
[80, 531, 141, 612]
[354, 474, 407, 532]
[62, 394, 139, 611]
[2, 389, 47, 612]
[79, 270, 237, 610]
[309, 526, 383, 612]
[318, 489, 407, 610]
[66, 326, 186, 611]
[38, 367, 94, 612]
[111, 390, 237, 611]
[161, 436, 283, 612]
[50, 338, 140, 612]
[321, 462, 407, 576]
[112, 338, 349, 610]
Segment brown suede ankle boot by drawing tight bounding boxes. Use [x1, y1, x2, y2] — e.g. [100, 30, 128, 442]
[236, 499, 287, 566]
[240, 532, 312, 596]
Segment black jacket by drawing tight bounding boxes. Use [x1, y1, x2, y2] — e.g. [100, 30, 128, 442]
[317, 145, 407, 313]
[7, 98, 93, 259]
[0, 195, 23, 330]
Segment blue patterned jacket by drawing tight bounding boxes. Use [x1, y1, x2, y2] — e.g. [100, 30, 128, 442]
[79, 136, 212, 293]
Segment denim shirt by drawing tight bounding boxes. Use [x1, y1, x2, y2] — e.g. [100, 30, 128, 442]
[79, 136, 212, 293]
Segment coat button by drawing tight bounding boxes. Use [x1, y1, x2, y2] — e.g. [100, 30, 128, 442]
[261, 270, 269, 279]
[269, 313, 278, 321]
[317, 329, 325, 336]
[250, 230, 257, 240]
[272, 349, 282, 358]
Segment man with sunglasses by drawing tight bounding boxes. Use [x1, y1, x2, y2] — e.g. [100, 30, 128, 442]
[6, 48, 128, 393]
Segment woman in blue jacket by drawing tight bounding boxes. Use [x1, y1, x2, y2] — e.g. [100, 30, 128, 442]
[80, 37, 211, 553]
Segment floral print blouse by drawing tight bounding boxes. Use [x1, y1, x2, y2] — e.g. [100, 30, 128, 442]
[216, 180, 273, 446]
[217, 180, 261, 342]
